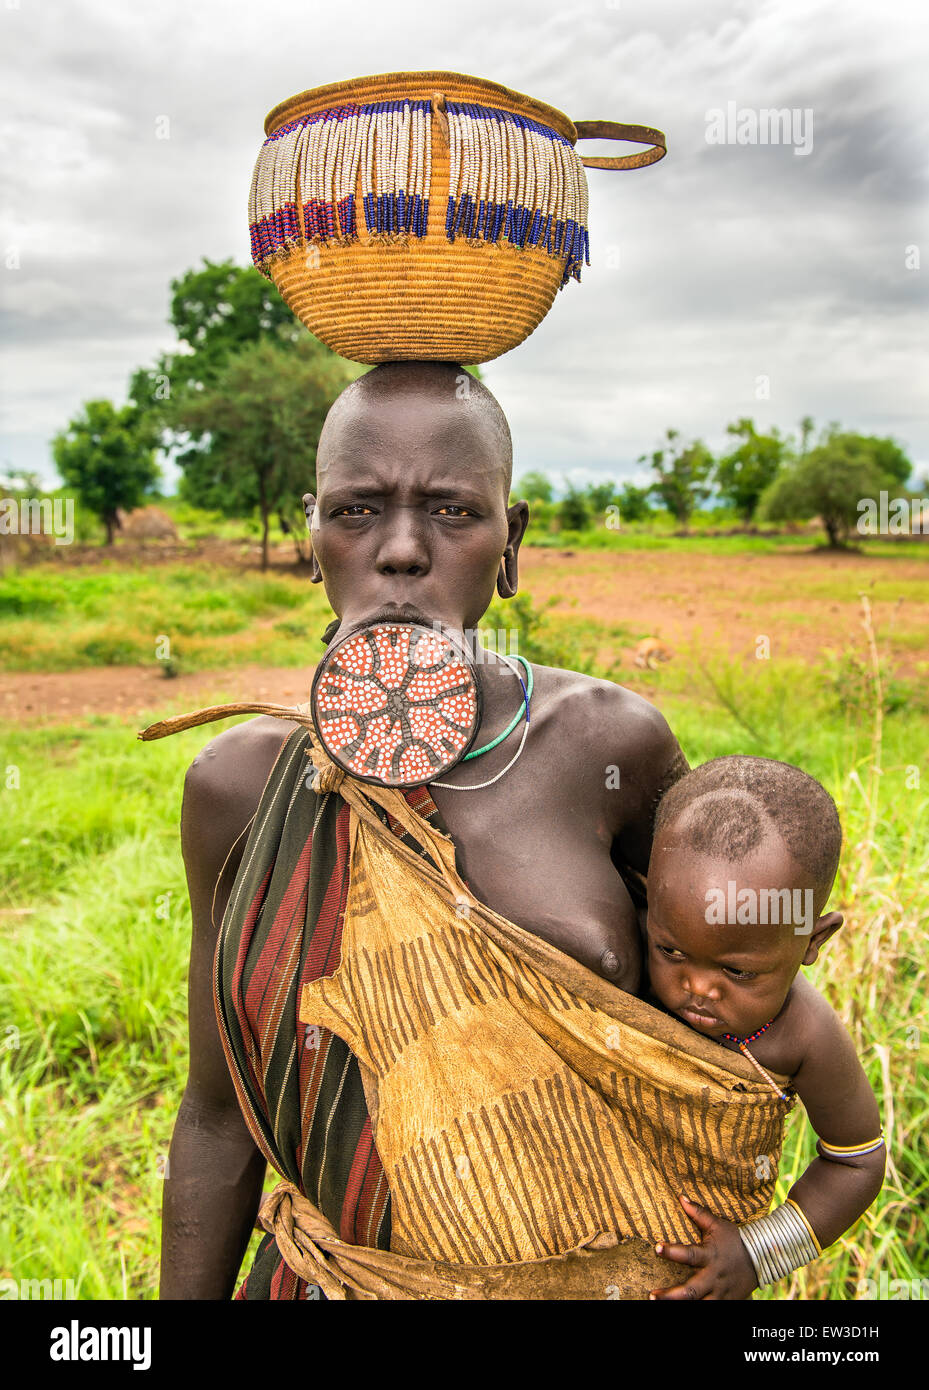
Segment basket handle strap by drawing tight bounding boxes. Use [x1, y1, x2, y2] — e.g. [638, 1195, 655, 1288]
[573, 121, 666, 170]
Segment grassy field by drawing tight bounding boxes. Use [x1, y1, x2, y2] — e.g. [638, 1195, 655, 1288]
[0, 539, 926, 1301]
[0, 563, 334, 674]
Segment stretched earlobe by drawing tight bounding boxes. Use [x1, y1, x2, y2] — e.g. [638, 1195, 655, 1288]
[496, 547, 518, 600]
[304, 493, 323, 582]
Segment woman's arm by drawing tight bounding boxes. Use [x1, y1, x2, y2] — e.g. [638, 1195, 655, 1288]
[159, 724, 289, 1299]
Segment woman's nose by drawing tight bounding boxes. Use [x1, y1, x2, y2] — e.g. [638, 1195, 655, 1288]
[375, 512, 431, 576]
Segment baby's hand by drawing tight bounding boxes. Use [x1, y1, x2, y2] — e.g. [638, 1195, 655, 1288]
[649, 1195, 759, 1301]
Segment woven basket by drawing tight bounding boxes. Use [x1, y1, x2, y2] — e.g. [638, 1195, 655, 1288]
[249, 71, 665, 364]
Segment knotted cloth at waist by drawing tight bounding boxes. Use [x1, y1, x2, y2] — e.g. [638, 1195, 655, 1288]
[259, 1180, 689, 1300]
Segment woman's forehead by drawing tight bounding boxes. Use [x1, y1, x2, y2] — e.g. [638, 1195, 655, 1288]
[318, 411, 509, 497]
[324, 386, 499, 446]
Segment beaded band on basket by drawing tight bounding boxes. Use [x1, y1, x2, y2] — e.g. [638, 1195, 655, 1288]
[249, 99, 590, 288]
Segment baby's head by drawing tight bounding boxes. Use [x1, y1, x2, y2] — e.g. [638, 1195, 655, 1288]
[647, 756, 843, 1040]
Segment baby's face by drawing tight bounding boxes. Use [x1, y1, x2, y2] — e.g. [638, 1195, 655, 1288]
[646, 831, 816, 1041]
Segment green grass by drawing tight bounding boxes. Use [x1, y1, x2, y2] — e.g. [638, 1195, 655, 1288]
[527, 524, 929, 560]
[0, 564, 333, 673]
[0, 579, 925, 1301]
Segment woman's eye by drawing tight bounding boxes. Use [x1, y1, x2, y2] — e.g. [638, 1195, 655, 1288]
[435, 505, 473, 516]
[335, 505, 374, 516]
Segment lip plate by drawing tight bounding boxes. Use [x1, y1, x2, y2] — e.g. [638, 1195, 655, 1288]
[310, 618, 482, 788]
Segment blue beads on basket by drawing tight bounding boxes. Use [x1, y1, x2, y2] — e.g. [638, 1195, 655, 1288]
[249, 96, 589, 287]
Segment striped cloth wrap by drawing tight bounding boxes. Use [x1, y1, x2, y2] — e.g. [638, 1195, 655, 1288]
[216, 723, 794, 1300]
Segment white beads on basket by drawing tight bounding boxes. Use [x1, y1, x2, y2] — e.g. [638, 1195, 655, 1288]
[249, 96, 589, 287]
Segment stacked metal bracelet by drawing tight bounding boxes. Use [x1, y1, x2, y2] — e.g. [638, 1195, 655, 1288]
[738, 1200, 821, 1287]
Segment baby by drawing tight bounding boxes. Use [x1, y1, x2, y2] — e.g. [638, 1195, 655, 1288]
[643, 755, 885, 1300]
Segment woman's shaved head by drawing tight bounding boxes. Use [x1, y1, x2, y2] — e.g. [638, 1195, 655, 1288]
[317, 362, 513, 501]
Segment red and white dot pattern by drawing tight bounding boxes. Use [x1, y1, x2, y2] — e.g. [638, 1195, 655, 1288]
[311, 623, 480, 786]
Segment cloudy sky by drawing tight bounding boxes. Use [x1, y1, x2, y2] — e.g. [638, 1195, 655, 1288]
[2, 0, 927, 493]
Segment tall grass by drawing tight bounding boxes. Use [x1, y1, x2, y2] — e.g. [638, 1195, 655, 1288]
[0, 590, 925, 1300]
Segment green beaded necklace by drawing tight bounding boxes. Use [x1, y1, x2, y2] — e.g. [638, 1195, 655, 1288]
[461, 655, 533, 760]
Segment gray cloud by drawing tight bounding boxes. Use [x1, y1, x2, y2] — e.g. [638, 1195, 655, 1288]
[1, 0, 926, 488]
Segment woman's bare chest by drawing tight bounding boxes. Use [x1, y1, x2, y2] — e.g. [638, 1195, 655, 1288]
[430, 790, 641, 991]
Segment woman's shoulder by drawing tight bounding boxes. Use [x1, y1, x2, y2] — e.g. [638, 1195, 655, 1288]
[182, 714, 306, 884]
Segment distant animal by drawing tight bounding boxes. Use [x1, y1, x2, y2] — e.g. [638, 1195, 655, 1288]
[116, 506, 178, 541]
[633, 638, 673, 670]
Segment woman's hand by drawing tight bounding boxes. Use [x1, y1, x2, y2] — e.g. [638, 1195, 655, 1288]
[649, 1196, 759, 1300]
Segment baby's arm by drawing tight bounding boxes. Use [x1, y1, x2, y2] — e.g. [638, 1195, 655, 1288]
[651, 983, 884, 1300]
[780, 983, 885, 1249]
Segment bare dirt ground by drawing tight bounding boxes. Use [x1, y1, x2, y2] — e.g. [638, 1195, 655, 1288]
[1, 543, 924, 724]
[520, 547, 928, 675]
[0, 662, 320, 728]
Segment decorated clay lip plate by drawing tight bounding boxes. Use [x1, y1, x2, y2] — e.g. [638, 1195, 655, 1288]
[310, 621, 482, 787]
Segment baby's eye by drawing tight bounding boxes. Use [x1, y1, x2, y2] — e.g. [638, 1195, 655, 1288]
[723, 967, 756, 980]
[655, 944, 684, 959]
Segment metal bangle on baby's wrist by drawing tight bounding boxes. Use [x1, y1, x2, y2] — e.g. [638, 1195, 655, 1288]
[738, 1199, 822, 1287]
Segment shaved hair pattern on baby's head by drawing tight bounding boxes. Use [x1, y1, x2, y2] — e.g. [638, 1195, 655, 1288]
[654, 755, 843, 896]
[318, 361, 513, 498]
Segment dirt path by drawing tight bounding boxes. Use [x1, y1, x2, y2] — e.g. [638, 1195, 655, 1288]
[0, 663, 320, 727]
[1, 547, 924, 724]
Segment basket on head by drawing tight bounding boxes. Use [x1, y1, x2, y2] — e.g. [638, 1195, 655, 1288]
[249, 71, 666, 364]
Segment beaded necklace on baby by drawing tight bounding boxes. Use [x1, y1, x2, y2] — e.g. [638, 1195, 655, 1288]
[722, 1018, 790, 1101]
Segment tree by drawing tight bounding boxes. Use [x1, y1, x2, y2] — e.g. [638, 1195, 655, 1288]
[129, 258, 304, 421]
[791, 425, 910, 491]
[175, 335, 355, 569]
[127, 258, 315, 491]
[0, 468, 43, 497]
[557, 484, 591, 531]
[51, 400, 160, 543]
[760, 428, 914, 548]
[831, 432, 911, 489]
[514, 470, 553, 504]
[759, 433, 887, 548]
[616, 482, 653, 522]
[127, 257, 366, 559]
[714, 418, 788, 522]
[586, 481, 618, 514]
[640, 429, 714, 529]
